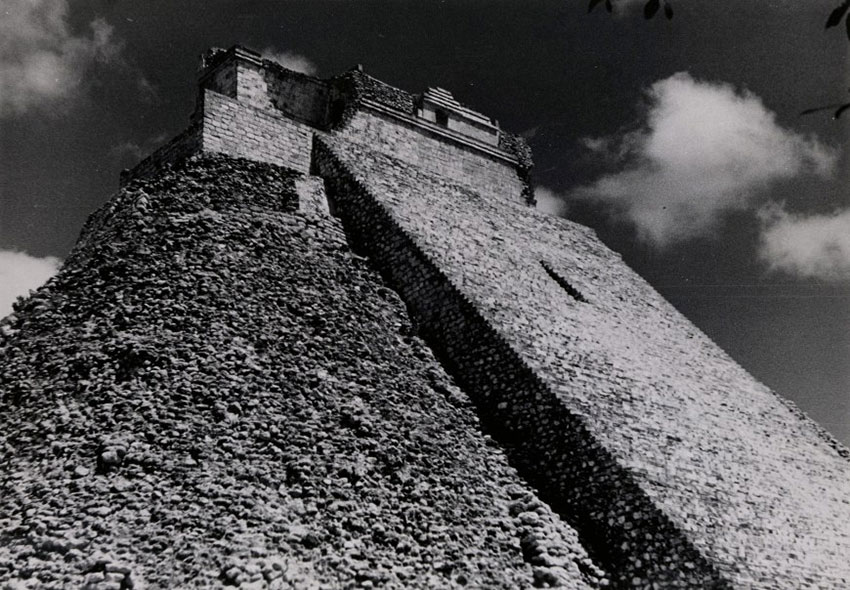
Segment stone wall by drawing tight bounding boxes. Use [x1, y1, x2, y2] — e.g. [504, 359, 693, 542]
[124, 46, 532, 201]
[202, 89, 313, 173]
[417, 100, 499, 147]
[119, 123, 202, 186]
[334, 110, 527, 204]
[198, 46, 331, 127]
[121, 82, 317, 183]
[263, 62, 330, 125]
[200, 54, 237, 98]
[313, 135, 850, 589]
[417, 88, 499, 145]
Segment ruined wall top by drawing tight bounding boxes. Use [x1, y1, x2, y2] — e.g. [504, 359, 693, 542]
[194, 45, 531, 171]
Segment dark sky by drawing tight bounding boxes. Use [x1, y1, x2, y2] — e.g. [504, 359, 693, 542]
[2, 0, 849, 444]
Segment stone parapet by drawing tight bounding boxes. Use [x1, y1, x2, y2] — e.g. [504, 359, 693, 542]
[201, 89, 314, 173]
[123, 45, 533, 203]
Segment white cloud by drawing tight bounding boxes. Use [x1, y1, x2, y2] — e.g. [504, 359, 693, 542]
[758, 205, 850, 280]
[569, 72, 837, 247]
[0, 250, 61, 318]
[612, 0, 650, 14]
[109, 140, 145, 161]
[0, 0, 123, 116]
[535, 186, 569, 216]
[262, 48, 318, 76]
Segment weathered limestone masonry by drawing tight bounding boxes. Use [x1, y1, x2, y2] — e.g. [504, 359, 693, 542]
[312, 140, 850, 589]
[40, 44, 850, 588]
[311, 141, 728, 590]
[1, 155, 607, 589]
[121, 46, 534, 203]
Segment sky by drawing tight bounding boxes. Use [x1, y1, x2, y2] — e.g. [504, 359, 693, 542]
[1, 0, 849, 444]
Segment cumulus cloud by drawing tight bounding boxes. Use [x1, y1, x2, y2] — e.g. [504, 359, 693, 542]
[535, 187, 569, 216]
[0, 0, 123, 116]
[0, 250, 61, 318]
[109, 140, 145, 161]
[262, 48, 317, 76]
[611, 0, 651, 15]
[758, 205, 850, 280]
[569, 72, 837, 247]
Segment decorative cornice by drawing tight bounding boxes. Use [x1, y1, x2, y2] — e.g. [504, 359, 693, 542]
[359, 98, 517, 166]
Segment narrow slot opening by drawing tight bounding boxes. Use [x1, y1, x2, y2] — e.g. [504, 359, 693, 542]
[541, 261, 587, 303]
[435, 109, 449, 127]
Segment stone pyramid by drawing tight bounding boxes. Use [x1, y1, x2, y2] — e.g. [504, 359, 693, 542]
[1, 46, 848, 589]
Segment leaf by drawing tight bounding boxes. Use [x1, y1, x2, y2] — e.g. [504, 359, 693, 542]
[799, 100, 849, 117]
[799, 105, 838, 116]
[825, 0, 850, 29]
[644, 0, 660, 19]
[664, 1, 674, 19]
[605, 0, 613, 13]
[588, 0, 604, 13]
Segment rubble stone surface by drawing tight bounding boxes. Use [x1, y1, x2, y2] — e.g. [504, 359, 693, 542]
[0, 156, 604, 589]
[312, 136, 850, 588]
